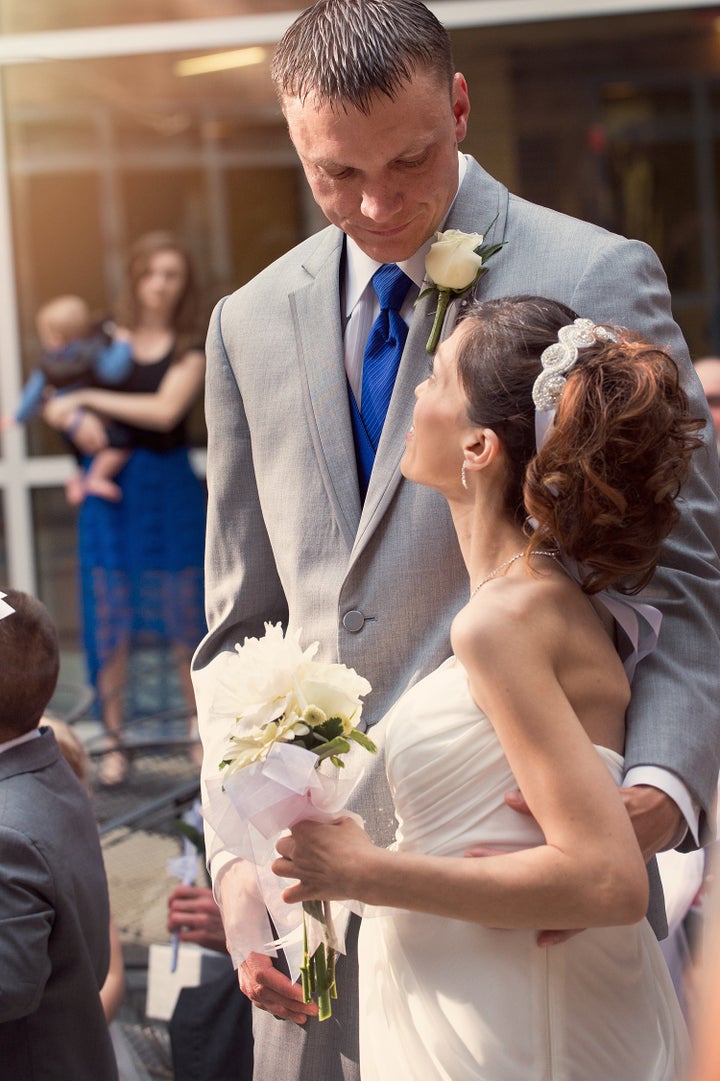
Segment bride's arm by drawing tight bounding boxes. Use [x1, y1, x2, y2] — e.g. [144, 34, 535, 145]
[274, 608, 648, 931]
[42, 348, 204, 433]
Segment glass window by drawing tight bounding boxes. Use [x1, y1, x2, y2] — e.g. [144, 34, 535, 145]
[0, 0, 300, 34]
[31, 486, 80, 651]
[457, 10, 720, 357]
[10, 169, 107, 456]
[3, 46, 300, 455]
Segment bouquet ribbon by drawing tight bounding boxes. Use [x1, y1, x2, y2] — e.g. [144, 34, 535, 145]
[203, 741, 365, 983]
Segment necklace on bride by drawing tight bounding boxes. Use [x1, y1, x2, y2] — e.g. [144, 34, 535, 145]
[470, 548, 559, 599]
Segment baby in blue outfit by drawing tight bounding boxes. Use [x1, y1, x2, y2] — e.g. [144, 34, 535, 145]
[4, 294, 134, 502]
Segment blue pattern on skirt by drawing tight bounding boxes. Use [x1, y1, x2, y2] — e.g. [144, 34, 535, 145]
[79, 446, 207, 688]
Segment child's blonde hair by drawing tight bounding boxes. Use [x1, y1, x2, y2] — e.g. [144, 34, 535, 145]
[36, 295, 92, 350]
[43, 717, 89, 784]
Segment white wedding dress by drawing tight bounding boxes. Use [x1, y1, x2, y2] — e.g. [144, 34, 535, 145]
[358, 658, 689, 1081]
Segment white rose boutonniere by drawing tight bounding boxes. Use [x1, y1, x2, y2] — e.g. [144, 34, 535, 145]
[421, 225, 504, 353]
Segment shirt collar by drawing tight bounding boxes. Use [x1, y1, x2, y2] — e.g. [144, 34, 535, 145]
[344, 151, 468, 314]
[0, 726, 42, 755]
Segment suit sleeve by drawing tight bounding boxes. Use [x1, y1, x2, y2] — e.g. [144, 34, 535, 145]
[192, 296, 289, 897]
[0, 826, 54, 1021]
[570, 237, 720, 847]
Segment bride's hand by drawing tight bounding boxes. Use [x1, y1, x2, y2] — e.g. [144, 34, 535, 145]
[273, 817, 372, 903]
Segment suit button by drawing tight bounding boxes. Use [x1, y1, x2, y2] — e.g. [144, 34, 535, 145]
[343, 610, 365, 633]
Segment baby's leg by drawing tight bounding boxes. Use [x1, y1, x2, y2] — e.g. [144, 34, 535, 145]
[84, 448, 131, 502]
[64, 469, 87, 506]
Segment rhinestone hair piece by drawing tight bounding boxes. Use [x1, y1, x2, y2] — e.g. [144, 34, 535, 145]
[533, 318, 618, 448]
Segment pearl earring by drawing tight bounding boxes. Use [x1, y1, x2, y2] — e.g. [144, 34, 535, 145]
[461, 461, 469, 490]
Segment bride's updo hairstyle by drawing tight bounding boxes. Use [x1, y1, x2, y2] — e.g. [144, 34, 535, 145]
[455, 295, 704, 594]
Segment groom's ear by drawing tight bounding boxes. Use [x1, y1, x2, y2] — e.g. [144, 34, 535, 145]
[463, 428, 501, 474]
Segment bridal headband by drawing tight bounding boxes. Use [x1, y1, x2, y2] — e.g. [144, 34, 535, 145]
[0, 592, 15, 620]
[532, 317, 618, 449]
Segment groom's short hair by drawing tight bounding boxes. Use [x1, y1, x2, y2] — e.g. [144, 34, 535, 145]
[271, 0, 454, 114]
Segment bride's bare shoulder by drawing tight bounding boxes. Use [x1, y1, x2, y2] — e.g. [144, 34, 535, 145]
[451, 563, 599, 675]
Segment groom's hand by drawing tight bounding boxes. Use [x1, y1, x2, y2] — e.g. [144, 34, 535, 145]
[506, 783, 684, 862]
[239, 952, 318, 1025]
[616, 784, 684, 862]
[496, 783, 684, 946]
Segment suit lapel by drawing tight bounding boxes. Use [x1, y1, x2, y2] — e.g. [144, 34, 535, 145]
[289, 228, 363, 548]
[352, 158, 510, 560]
[448, 157, 509, 248]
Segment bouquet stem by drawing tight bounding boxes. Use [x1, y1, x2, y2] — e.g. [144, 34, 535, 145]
[300, 901, 337, 1021]
[300, 909, 312, 1002]
[313, 942, 332, 1021]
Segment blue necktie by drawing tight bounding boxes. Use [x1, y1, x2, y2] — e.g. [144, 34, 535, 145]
[360, 264, 413, 453]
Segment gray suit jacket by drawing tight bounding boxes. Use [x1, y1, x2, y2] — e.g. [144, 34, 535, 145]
[0, 729, 118, 1081]
[194, 156, 720, 1081]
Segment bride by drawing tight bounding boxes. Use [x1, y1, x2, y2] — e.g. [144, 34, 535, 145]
[273, 295, 700, 1080]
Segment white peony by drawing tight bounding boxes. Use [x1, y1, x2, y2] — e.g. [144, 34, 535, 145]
[211, 622, 318, 726]
[212, 623, 374, 774]
[295, 662, 371, 726]
[221, 715, 310, 775]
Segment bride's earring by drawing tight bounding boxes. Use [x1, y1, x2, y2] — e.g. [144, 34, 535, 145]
[461, 461, 469, 490]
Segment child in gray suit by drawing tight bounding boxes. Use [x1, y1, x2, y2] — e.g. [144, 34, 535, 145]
[0, 589, 119, 1081]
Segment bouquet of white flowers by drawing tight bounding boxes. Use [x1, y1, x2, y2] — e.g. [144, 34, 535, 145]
[203, 623, 375, 1020]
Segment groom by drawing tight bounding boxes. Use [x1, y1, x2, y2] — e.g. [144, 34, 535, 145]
[192, 1, 720, 1078]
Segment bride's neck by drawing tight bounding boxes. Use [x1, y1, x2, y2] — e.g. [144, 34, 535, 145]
[448, 489, 525, 588]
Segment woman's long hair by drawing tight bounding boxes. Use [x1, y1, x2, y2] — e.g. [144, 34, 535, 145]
[455, 295, 704, 594]
[115, 231, 199, 359]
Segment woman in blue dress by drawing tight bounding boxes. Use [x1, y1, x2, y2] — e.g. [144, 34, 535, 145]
[44, 231, 207, 783]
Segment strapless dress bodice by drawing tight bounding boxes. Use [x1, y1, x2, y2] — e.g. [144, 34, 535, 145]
[358, 658, 687, 1081]
[384, 656, 622, 857]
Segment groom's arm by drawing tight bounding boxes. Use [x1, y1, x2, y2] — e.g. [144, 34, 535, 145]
[494, 198, 720, 838]
[568, 236, 720, 846]
[193, 293, 287, 854]
[192, 297, 286, 937]
[192, 295, 318, 1022]
[503, 784, 685, 863]
[193, 295, 288, 678]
